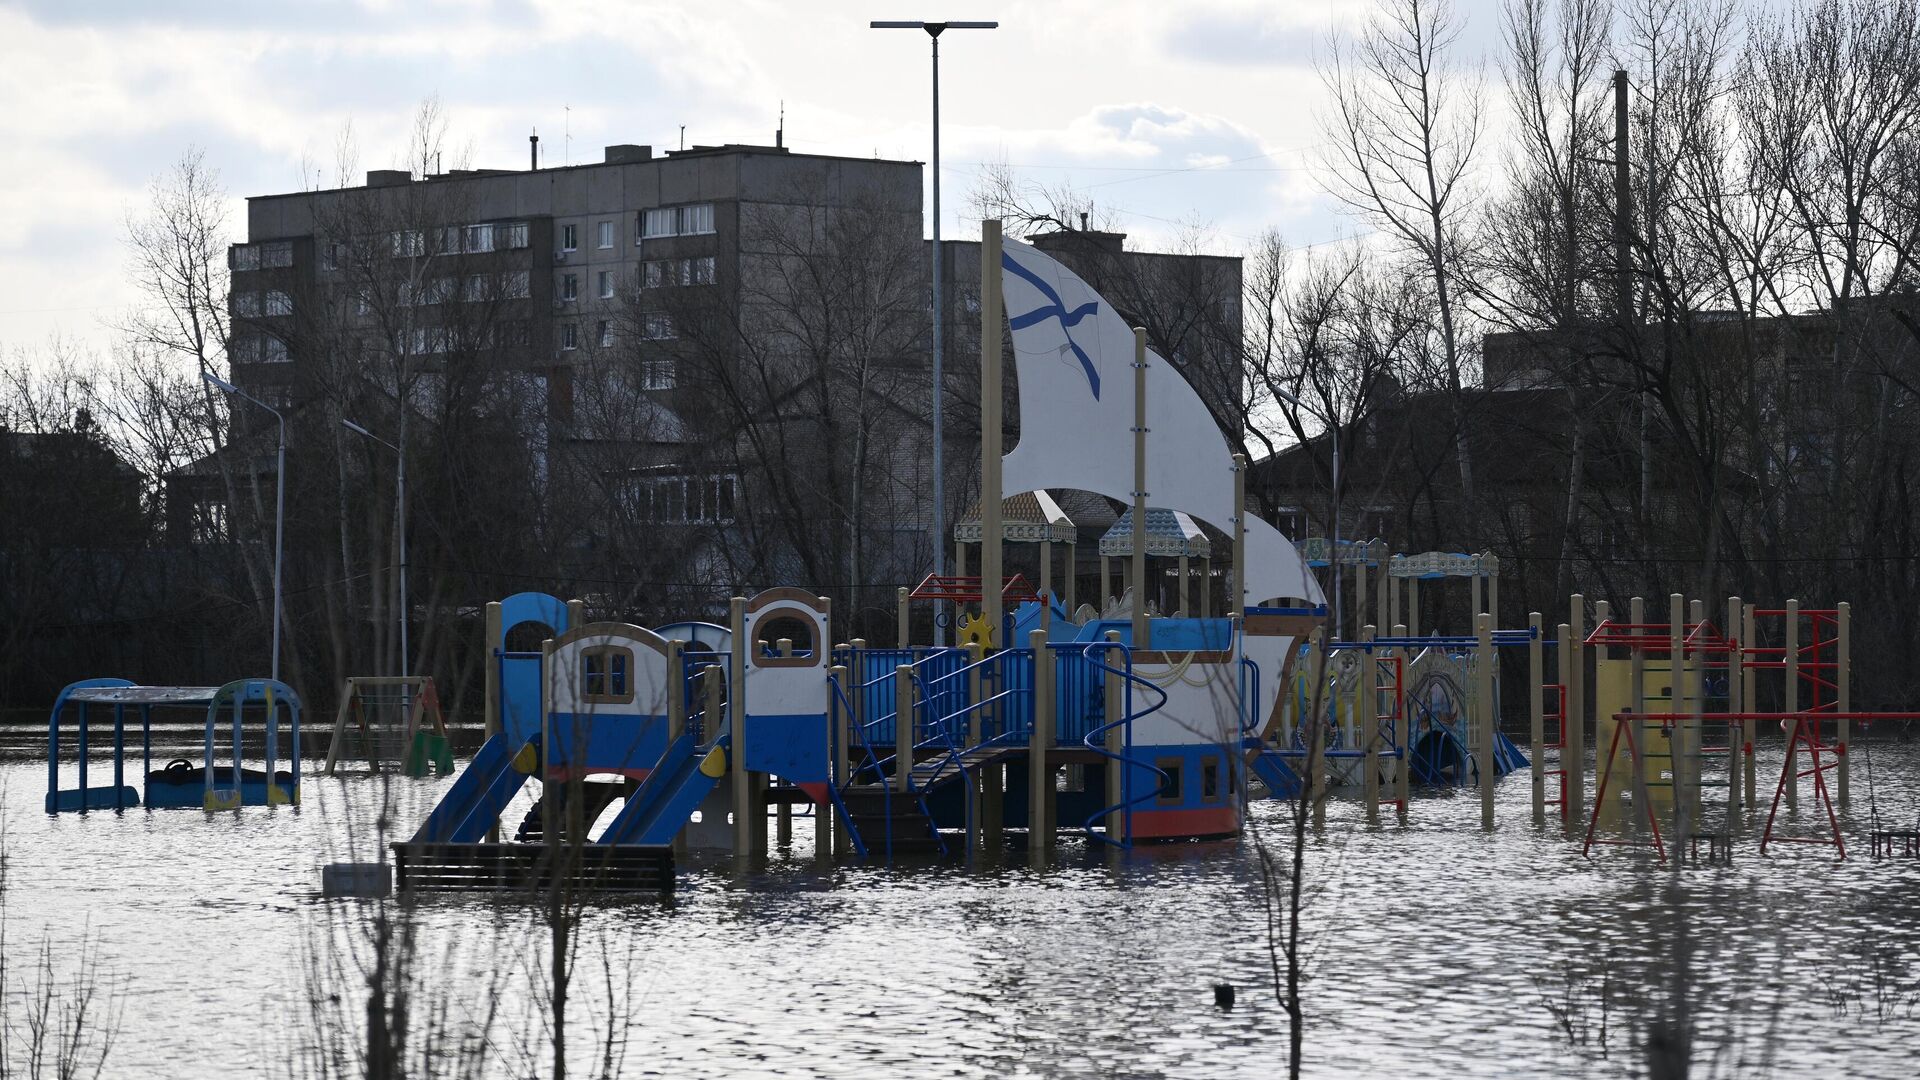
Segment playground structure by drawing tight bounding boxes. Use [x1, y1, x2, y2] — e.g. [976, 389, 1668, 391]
[45, 678, 302, 812]
[322, 675, 453, 777]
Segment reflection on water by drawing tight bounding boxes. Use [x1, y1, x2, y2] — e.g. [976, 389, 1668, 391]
[5, 732, 1920, 1079]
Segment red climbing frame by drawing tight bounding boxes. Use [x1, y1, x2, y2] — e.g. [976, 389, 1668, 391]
[908, 573, 1041, 604]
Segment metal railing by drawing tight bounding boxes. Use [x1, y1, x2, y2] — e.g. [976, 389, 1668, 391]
[1078, 642, 1170, 848]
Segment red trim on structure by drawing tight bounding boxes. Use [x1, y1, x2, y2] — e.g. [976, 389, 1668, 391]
[796, 781, 830, 805]
[1130, 806, 1240, 840]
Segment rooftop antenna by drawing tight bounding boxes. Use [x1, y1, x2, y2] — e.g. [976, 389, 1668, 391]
[529, 127, 539, 171]
[564, 104, 571, 165]
[776, 100, 784, 148]
[679, 124, 686, 151]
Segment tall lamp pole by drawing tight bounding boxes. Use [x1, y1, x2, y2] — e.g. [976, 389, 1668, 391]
[1273, 387, 1342, 636]
[871, 18, 997, 645]
[203, 372, 285, 682]
[342, 419, 408, 679]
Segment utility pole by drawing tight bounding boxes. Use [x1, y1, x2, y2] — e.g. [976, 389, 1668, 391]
[1613, 69, 1652, 537]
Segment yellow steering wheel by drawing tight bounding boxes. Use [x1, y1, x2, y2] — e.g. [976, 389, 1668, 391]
[958, 611, 996, 649]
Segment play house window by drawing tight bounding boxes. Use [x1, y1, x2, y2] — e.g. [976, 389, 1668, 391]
[1202, 758, 1221, 801]
[582, 646, 635, 704]
[1156, 758, 1184, 805]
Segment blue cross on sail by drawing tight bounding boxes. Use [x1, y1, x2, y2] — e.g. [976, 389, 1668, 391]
[998, 237, 1321, 607]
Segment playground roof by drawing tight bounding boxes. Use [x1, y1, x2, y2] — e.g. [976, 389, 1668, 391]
[1098, 508, 1212, 558]
[954, 490, 1077, 544]
[63, 686, 222, 705]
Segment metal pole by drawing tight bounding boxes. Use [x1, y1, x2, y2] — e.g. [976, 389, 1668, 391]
[930, 32, 946, 646]
[981, 219, 1005, 647]
[1332, 428, 1342, 638]
[1131, 327, 1149, 648]
[270, 412, 285, 683]
[397, 416, 409, 680]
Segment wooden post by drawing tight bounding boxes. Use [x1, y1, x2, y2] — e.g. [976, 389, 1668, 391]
[1200, 557, 1213, 618]
[956, 539, 968, 579]
[483, 602, 502, 738]
[981, 219, 1005, 651]
[1388, 558, 1402, 633]
[893, 664, 914, 793]
[1837, 600, 1851, 806]
[1130, 326, 1150, 649]
[1784, 598, 1800, 810]
[1362, 624, 1379, 826]
[1529, 611, 1545, 827]
[1307, 627, 1328, 831]
[967, 641, 985, 853]
[830, 662, 849, 856]
[1487, 557, 1500, 626]
[1375, 545, 1389, 636]
[703, 662, 724, 859]
[1392, 622, 1409, 820]
[1040, 539, 1054, 603]
[1103, 630, 1124, 842]
[1028, 628, 1053, 865]
[1567, 593, 1586, 834]
[1065, 542, 1077, 612]
[897, 587, 910, 648]
[1477, 613, 1495, 829]
[1100, 555, 1111, 609]
[1408, 579, 1420, 639]
[1725, 596, 1743, 827]
[1177, 554, 1190, 616]
[1471, 574, 1483, 621]
[774, 638, 794, 849]
[729, 596, 751, 859]
[1627, 596, 1648, 836]
[1232, 453, 1247, 614]
[1355, 554, 1369, 631]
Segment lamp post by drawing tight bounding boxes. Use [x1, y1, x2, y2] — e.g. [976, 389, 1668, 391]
[871, 18, 997, 645]
[342, 418, 408, 680]
[203, 372, 285, 682]
[1273, 386, 1342, 637]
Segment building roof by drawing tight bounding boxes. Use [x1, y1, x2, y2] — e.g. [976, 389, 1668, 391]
[1098, 507, 1212, 558]
[954, 490, 1076, 543]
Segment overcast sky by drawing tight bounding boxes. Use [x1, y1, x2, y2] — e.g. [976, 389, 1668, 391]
[0, 0, 1515, 354]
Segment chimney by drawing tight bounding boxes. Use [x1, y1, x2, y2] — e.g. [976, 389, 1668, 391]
[530, 131, 540, 171]
[1079, 211, 1088, 231]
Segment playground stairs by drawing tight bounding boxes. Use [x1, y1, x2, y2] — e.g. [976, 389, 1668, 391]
[909, 743, 1024, 790]
[515, 778, 630, 843]
[838, 785, 944, 853]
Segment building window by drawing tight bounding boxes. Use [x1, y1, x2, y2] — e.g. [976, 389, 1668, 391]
[190, 498, 229, 544]
[640, 312, 674, 340]
[597, 319, 613, 347]
[690, 255, 716, 285]
[561, 323, 578, 351]
[1201, 757, 1221, 801]
[641, 360, 675, 390]
[321, 241, 345, 271]
[597, 221, 614, 249]
[642, 256, 716, 288]
[582, 645, 634, 703]
[620, 472, 737, 523]
[463, 224, 495, 253]
[264, 290, 293, 316]
[641, 203, 716, 239]
[230, 245, 259, 272]
[561, 274, 578, 302]
[391, 230, 425, 257]
[500, 222, 529, 249]
[261, 337, 290, 363]
[561, 224, 578, 252]
[598, 270, 615, 299]
[234, 292, 262, 318]
[262, 242, 293, 268]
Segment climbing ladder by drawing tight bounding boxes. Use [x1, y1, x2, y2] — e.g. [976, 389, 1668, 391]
[1582, 711, 1668, 861]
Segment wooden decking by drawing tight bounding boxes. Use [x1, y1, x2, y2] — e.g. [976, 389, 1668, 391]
[391, 841, 673, 894]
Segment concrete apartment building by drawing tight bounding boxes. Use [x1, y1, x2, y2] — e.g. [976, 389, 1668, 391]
[210, 140, 1243, 624]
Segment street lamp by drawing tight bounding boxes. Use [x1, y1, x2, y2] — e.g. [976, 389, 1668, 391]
[871, 18, 997, 645]
[1271, 386, 1343, 637]
[341, 418, 408, 680]
[203, 372, 286, 682]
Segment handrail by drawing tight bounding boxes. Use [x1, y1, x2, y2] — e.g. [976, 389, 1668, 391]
[1238, 656, 1262, 739]
[1079, 642, 1171, 848]
[827, 669, 947, 860]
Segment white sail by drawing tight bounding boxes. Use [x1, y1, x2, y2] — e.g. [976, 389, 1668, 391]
[998, 237, 1323, 608]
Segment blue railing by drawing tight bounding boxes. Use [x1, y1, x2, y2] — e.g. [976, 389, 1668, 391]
[1078, 642, 1170, 848]
[678, 649, 727, 746]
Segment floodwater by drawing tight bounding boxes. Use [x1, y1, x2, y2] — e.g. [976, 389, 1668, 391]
[7, 724, 1920, 1079]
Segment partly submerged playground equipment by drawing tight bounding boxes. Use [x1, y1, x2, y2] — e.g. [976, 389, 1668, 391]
[322, 675, 453, 777]
[45, 679, 302, 812]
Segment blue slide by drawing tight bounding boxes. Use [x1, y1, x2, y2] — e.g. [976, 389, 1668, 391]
[411, 732, 534, 843]
[597, 733, 727, 845]
[1249, 748, 1304, 800]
